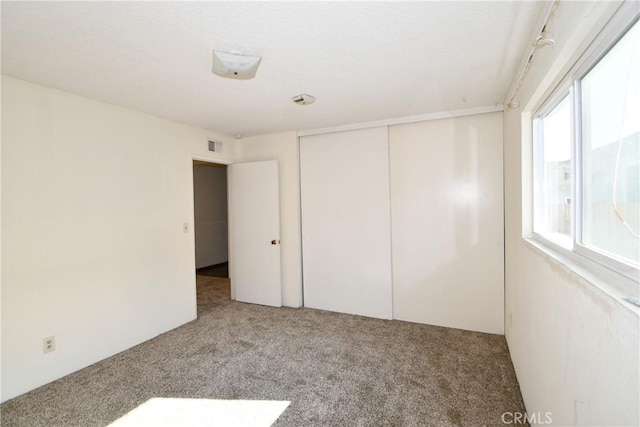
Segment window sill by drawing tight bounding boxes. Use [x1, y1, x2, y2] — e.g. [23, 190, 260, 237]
[524, 236, 639, 317]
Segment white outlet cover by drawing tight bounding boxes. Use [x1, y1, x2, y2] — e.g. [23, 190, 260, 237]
[43, 336, 56, 353]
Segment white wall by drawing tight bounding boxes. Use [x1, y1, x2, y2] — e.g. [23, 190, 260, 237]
[193, 164, 228, 269]
[1, 76, 236, 402]
[236, 132, 302, 308]
[0, 75, 4, 400]
[504, 2, 639, 425]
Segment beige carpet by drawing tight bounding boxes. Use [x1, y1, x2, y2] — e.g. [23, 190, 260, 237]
[0, 276, 526, 426]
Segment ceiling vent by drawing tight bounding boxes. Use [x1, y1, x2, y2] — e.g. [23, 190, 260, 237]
[292, 94, 316, 106]
[212, 50, 261, 80]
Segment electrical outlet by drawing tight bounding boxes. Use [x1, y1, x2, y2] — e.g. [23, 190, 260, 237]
[43, 336, 55, 354]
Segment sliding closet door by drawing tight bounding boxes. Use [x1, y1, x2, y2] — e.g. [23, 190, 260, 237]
[389, 112, 504, 334]
[300, 127, 393, 319]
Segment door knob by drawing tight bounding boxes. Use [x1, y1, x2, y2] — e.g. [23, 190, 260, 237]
[271, 239, 280, 245]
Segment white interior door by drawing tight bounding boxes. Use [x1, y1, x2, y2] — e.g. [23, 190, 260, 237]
[228, 160, 282, 307]
[300, 127, 393, 319]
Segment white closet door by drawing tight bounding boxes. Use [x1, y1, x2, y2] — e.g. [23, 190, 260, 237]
[300, 127, 393, 319]
[389, 112, 504, 334]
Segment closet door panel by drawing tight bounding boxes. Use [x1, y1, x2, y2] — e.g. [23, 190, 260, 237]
[389, 112, 504, 334]
[300, 127, 393, 319]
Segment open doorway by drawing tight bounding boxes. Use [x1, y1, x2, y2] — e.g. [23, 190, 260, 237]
[193, 160, 229, 277]
[193, 160, 230, 315]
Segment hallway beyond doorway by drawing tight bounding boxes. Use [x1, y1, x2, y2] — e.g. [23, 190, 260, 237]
[196, 262, 229, 278]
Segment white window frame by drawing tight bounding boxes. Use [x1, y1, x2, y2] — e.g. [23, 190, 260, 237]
[530, 4, 639, 298]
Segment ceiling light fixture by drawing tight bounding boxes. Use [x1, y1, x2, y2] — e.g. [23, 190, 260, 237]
[212, 50, 261, 80]
[292, 94, 316, 106]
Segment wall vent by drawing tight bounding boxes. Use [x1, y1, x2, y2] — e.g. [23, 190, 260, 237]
[208, 140, 223, 152]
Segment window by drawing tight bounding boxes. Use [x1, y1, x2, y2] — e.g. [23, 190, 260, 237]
[534, 95, 573, 247]
[579, 21, 640, 267]
[533, 17, 639, 283]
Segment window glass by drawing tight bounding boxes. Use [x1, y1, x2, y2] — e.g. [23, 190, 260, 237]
[580, 21, 640, 266]
[536, 95, 572, 247]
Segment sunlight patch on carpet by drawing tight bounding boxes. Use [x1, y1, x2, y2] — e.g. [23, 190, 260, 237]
[108, 398, 291, 427]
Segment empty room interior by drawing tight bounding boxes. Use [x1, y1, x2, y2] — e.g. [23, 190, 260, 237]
[1, 1, 639, 426]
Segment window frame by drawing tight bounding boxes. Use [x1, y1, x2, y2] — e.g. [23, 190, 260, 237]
[530, 7, 640, 289]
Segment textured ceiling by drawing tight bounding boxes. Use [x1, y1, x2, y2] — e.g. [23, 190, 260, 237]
[1, 1, 544, 137]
